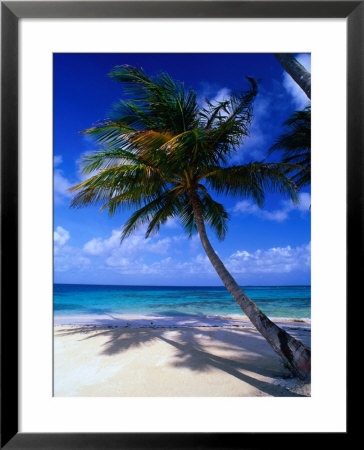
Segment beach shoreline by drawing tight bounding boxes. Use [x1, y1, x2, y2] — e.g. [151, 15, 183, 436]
[54, 313, 311, 329]
[54, 316, 311, 397]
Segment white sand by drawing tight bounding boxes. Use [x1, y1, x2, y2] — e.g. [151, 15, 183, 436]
[54, 322, 311, 397]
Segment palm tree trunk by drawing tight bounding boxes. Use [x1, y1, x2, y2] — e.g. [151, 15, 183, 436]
[191, 198, 311, 381]
[275, 53, 311, 100]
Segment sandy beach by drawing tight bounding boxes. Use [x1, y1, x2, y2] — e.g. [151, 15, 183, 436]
[54, 318, 311, 397]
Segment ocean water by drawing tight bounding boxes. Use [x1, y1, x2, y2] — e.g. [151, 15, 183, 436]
[54, 284, 310, 321]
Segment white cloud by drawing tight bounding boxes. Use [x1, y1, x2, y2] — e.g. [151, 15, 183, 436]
[211, 87, 231, 104]
[54, 226, 70, 246]
[226, 242, 311, 275]
[54, 171, 72, 203]
[54, 155, 73, 204]
[164, 217, 180, 230]
[233, 192, 311, 222]
[83, 238, 105, 256]
[188, 234, 201, 252]
[198, 84, 232, 118]
[147, 237, 173, 254]
[54, 226, 90, 272]
[54, 155, 63, 167]
[232, 93, 272, 162]
[282, 192, 311, 212]
[82, 230, 121, 256]
[83, 227, 190, 258]
[135, 253, 214, 277]
[233, 200, 289, 222]
[198, 82, 229, 101]
[53, 224, 310, 280]
[54, 246, 91, 273]
[81, 227, 207, 276]
[104, 255, 192, 277]
[282, 53, 311, 110]
[110, 242, 311, 278]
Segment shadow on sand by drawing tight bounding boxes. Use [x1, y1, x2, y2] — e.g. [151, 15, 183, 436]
[55, 320, 310, 397]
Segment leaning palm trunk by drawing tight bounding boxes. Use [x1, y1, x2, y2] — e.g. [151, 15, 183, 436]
[275, 53, 311, 100]
[192, 199, 311, 381]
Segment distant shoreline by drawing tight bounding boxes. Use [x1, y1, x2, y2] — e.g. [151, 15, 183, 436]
[54, 313, 311, 330]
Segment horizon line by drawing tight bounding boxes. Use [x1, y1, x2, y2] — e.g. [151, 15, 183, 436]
[54, 282, 311, 288]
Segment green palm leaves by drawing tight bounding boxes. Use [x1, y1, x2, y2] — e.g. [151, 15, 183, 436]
[109, 65, 198, 133]
[71, 65, 298, 241]
[270, 107, 311, 188]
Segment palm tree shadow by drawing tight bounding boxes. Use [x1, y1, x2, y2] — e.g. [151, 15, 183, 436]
[55, 326, 160, 354]
[55, 324, 308, 397]
[158, 330, 306, 397]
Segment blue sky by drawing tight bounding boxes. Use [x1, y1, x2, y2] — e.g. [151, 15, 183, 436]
[54, 53, 311, 286]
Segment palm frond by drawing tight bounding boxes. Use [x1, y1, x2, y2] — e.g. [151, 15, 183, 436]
[70, 164, 167, 212]
[79, 148, 139, 174]
[120, 189, 181, 240]
[202, 85, 258, 161]
[204, 162, 298, 206]
[81, 120, 136, 149]
[108, 65, 198, 134]
[178, 196, 198, 237]
[198, 190, 229, 240]
[270, 107, 311, 188]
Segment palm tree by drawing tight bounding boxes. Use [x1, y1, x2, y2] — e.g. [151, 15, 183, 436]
[70, 66, 311, 381]
[270, 107, 311, 188]
[275, 53, 311, 99]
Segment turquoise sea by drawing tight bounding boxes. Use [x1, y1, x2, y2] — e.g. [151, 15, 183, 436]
[54, 284, 310, 322]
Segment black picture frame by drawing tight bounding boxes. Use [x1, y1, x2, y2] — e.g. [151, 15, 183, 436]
[1, 1, 357, 448]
